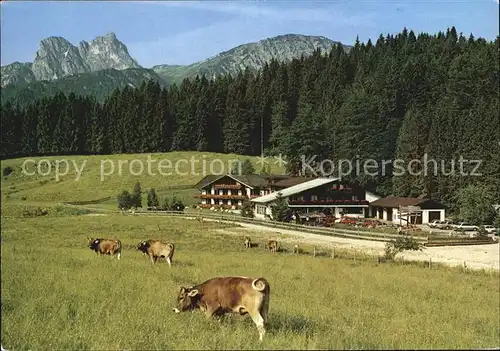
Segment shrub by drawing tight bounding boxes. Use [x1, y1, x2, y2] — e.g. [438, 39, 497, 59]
[240, 200, 254, 218]
[117, 190, 132, 210]
[147, 188, 159, 209]
[22, 207, 48, 218]
[131, 182, 142, 208]
[3, 166, 13, 177]
[384, 234, 424, 261]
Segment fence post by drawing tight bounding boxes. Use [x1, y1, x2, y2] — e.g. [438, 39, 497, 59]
[429, 257, 432, 269]
[313, 246, 316, 257]
[353, 250, 356, 262]
[331, 247, 335, 259]
[463, 261, 467, 272]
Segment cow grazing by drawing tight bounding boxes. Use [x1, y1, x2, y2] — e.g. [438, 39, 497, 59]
[268, 240, 278, 253]
[244, 236, 251, 248]
[137, 240, 175, 266]
[173, 276, 270, 341]
[87, 237, 121, 260]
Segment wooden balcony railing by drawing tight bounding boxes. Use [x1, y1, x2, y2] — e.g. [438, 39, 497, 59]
[194, 194, 247, 200]
[198, 204, 242, 209]
[213, 184, 242, 190]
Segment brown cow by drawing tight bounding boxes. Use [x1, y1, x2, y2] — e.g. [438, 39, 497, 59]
[137, 240, 175, 266]
[244, 236, 251, 248]
[87, 237, 121, 260]
[268, 240, 278, 253]
[173, 276, 270, 341]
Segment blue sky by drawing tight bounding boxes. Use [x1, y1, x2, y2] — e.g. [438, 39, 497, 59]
[1, 0, 498, 68]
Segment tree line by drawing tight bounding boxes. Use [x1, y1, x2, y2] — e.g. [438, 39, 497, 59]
[1, 27, 499, 211]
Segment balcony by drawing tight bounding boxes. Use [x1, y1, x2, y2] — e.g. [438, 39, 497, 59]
[198, 204, 242, 209]
[213, 184, 242, 190]
[195, 194, 247, 200]
[288, 199, 369, 206]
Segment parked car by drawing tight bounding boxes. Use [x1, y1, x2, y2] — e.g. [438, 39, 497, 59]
[454, 222, 479, 231]
[483, 225, 499, 234]
[429, 220, 441, 228]
[439, 220, 454, 229]
[430, 220, 453, 229]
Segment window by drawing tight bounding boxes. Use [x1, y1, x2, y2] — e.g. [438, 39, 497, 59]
[311, 195, 318, 201]
[202, 189, 207, 195]
[256, 205, 266, 215]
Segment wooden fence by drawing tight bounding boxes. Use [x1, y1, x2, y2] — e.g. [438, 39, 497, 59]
[129, 209, 428, 244]
[62, 204, 497, 247]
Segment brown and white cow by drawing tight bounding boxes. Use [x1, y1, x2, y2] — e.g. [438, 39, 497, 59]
[87, 237, 121, 260]
[137, 239, 175, 266]
[173, 276, 270, 341]
[268, 240, 278, 253]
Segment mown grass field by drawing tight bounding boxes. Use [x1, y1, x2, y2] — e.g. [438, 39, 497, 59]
[1, 152, 285, 203]
[1, 204, 499, 350]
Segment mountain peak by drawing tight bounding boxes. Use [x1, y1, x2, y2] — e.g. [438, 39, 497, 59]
[153, 33, 348, 85]
[5, 32, 142, 84]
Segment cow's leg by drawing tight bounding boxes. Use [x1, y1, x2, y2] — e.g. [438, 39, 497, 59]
[150, 255, 156, 264]
[203, 306, 217, 319]
[166, 256, 172, 267]
[116, 251, 121, 260]
[249, 311, 266, 341]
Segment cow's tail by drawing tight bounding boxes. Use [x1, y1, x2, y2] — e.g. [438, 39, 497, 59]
[252, 277, 269, 292]
[116, 240, 122, 260]
[253, 278, 270, 323]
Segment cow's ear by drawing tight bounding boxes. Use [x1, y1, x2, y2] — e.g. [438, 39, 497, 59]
[180, 287, 186, 294]
[187, 289, 199, 297]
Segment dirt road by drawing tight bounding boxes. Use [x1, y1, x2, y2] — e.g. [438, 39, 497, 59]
[219, 222, 500, 271]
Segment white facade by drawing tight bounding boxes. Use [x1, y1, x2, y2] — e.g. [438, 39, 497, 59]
[372, 206, 445, 224]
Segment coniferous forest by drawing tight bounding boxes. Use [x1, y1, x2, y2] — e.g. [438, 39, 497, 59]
[1, 28, 499, 207]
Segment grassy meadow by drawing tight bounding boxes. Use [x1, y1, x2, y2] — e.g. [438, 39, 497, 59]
[1, 152, 286, 204]
[1, 204, 499, 350]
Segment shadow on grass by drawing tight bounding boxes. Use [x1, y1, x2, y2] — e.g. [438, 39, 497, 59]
[172, 260, 195, 267]
[268, 312, 316, 336]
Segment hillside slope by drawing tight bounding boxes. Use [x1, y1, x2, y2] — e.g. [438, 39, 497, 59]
[0, 68, 167, 105]
[1, 152, 285, 203]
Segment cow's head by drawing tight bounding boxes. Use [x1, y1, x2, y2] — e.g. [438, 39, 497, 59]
[88, 238, 100, 251]
[173, 286, 200, 313]
[136, 240, 149, 253]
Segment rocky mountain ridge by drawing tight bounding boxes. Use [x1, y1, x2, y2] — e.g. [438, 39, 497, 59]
[1, 32, 349, 105]
[2, 32, 140, 87]
[152, 33, 349, 84]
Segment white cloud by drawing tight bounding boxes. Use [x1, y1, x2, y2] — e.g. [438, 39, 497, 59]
[128, 1, 376, 67]
[143, 0, 374, 25]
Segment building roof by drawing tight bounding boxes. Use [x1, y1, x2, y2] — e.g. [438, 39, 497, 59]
[251, 177, 340, 204]
[273, 177, 310, 188]
[194, 175, 220, 189]
[369, 196, 445, 209]
[194, 173, 306, 190]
